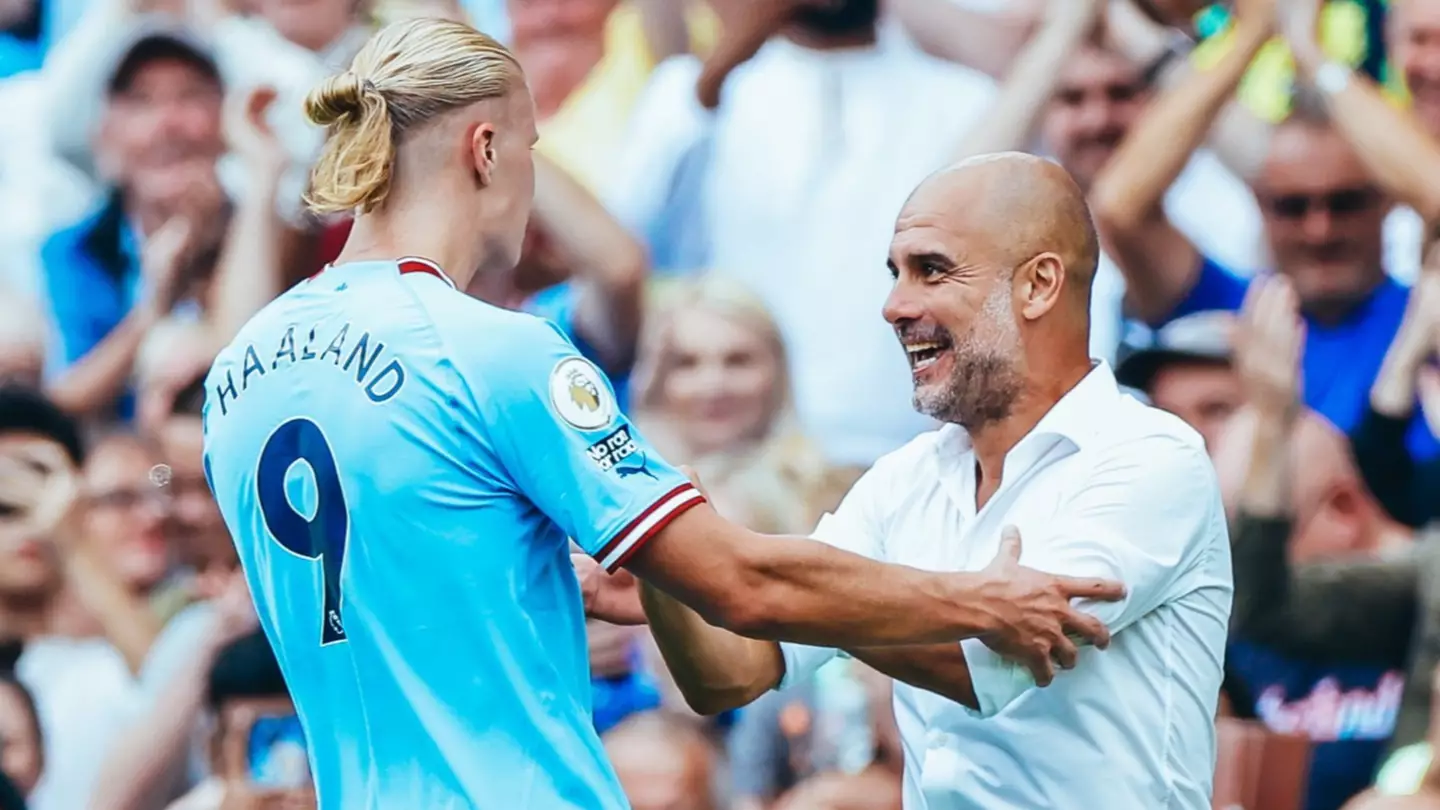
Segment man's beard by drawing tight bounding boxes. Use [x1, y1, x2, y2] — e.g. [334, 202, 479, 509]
[912, 288, 1023, 429]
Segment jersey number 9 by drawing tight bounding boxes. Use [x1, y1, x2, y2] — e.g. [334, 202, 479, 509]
[257, 417, 350, 645]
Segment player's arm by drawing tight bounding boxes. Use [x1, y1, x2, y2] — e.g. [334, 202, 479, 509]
[1089, 6, 1270, 324]
[628, 463, 1063, 714]
[474, 323, 1120, 676]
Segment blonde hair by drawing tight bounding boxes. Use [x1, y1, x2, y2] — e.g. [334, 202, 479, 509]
[632, 275, 840, 532]
[304, 18, 524, 215]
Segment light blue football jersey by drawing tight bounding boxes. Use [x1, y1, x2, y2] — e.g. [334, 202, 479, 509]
[202, 258, 704, 810]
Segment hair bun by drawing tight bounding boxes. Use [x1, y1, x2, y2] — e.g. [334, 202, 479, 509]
[305, 72, 375, 127]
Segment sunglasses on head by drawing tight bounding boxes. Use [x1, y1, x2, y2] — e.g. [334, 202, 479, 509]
[1264, 187, 1379, 220]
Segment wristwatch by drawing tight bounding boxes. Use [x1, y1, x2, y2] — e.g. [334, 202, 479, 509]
[1314, 61, 1353, 96]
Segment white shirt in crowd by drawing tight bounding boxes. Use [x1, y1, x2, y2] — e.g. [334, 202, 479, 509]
[780, 363, 1233, 809]
[608, 39, 998, 468]
[16, 604, 223, 810]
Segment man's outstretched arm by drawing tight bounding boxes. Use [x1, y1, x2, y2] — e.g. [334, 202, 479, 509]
[581, 520, 1108, 714]
[625, 502, 1119, 654]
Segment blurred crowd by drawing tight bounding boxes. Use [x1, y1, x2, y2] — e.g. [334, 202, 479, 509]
[0, 0, 1439, 808]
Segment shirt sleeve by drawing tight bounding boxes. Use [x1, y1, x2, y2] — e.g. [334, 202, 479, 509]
[1156, 255, 1251, 326]
[777, 461, 892, 689]
[960, 433, 1229, 715]
[473, 316, 704, 571]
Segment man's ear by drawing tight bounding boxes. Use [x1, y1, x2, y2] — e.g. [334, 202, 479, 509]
[1017, 252, 1065, 322]
[471, 123, 497, 187]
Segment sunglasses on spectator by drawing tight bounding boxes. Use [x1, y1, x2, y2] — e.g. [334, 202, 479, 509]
[1262, 187, 1380, 220]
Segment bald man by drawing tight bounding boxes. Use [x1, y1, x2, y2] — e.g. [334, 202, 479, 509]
[634, 153, 1233, 809]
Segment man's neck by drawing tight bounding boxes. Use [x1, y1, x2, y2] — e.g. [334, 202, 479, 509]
[338, 199, 491, 291]
[968, 362, 1092, 508]
[1300, 273, 1385, 326]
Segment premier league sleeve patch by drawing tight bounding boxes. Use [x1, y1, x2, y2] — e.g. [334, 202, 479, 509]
[548, 356, 617, 431]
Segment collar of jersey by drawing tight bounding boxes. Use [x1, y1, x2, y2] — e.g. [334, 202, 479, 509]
[315, 257, 456, 289]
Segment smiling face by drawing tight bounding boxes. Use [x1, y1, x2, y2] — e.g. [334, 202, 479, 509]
[882, 156, 1096, 430]
[659, 306, 781, 457]
[883, 201, 1026, 429]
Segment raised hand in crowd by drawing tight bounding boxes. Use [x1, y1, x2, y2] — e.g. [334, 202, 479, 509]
[0, 438, 80, 545]
[224, 84, 288, 178]
[208, 84, 294, 349]
[1236, 274, 1306, 424]
[1372, 269, 1440, 418]
[953, 0, 1106, 160]
[697, 0, 810, 108]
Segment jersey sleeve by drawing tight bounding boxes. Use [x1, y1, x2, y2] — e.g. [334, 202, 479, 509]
[471, 317, 704, 571]
[777, 461, 893, 689]
[959, 433, 1230, 716]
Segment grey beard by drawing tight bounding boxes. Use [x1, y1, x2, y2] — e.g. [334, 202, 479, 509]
[913, 352, 1021, 429]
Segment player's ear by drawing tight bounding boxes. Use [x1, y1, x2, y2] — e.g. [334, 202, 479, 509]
[1017, 253, 1065, 322]
[470, 123, 497, 187]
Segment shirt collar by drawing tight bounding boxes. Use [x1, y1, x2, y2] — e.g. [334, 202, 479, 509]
[934, 361, 1121, 463]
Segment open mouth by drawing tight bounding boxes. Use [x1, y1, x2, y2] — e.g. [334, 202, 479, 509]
[904, 338, 953, 374]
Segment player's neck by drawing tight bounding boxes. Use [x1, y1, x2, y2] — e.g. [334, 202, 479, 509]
[335, 206, 487, 291]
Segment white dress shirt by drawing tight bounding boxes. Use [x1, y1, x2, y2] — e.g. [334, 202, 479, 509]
[607, 42, 998, 467]
[780, 363, 1233, 809]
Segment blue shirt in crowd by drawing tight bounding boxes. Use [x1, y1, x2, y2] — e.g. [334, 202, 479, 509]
[1163, 256, 1439, 459]
[1227, 640, 1403, 810]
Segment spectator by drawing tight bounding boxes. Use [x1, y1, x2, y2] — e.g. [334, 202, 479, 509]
[891, 0, 1271, 360]
[163, 629, 312, 810]
[0, 675, 41, 801]
[508, 0, 712, 192]
[39, 23, 228, 421]
[90, 568, 257, 810]
[1278, 0, 1440, 284]
[727, 683, 821, 809]
[1091, 0, 1440, 462]
[1217, 276, 1417, 810]
[609, 0, 997, 470]
[1351, 270, 1440, 528]
[0, 389, 161, 810]
[1114, 310, 1242, 452]
[630, 275, 840, 531]
[603, 711, 717, 810]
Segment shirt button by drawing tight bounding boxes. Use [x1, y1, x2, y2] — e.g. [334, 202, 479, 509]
[926, 729, 945, 749]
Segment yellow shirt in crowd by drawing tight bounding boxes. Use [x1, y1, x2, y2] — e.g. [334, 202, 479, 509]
[1193, 0, 1405, 122]
[537, 1, 717, 192]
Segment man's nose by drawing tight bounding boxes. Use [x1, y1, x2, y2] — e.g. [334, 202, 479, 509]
[1301, 205, 1337, 241]
[1076, 100, 1112, 133]
[883, 282, 924, 326]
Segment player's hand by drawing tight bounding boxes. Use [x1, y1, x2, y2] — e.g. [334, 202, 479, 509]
[573, 554, 649, 626]
[976, 526, 1124, 687]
